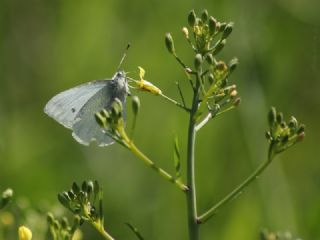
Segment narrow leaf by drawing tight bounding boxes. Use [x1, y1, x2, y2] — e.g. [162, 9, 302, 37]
[125, 223, 144, 240]
[173, 135, 182, 180]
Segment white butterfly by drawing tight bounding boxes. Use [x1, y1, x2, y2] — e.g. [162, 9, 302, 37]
[44, 71, 128, 146]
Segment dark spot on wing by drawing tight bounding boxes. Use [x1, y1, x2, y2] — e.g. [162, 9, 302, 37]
[71, 108, 76, 113]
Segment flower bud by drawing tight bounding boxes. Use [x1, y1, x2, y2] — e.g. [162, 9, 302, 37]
[0, 188, 13, 209]
[131, 95, 140, 116]
[213, 39, 226, 55]
[208, 73, 214, 84]
[201, 9, 208, 22]
[219, 22, 227, 32]
[182, 27, 189, 39]
[208, 16, 217, 35]
[288, 116, 298, 130]
[194, 54, 203, 70]
[297, 124, 305, 134]
[165, 33, 175, 54]
[206, 53, 214, 65]
[265, 131, 272, 140]
[221, 22, 234, 39]
[233, 97, 241, 106]
[188, 10, 197, 27]
[228, 57, 239, 74]
[276, 112, 283, 124]
[268, 107, 276, 127]
[47, 213, 55, 226]
[18, 226, 32, 240]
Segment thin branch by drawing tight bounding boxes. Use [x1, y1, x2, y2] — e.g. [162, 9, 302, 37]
[197, 144, 275, 224]
[118, 128, 189, 192]
[160, 93, 191, 112]
[176, 81, 187, 108]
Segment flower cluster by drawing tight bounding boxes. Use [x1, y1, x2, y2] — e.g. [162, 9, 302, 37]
[260, 229, 302, 240]
[165, 9, 240, 122]
[47, 213, 81, 240]
[266, 107, 305, 155]
[58, 181, 104, 224]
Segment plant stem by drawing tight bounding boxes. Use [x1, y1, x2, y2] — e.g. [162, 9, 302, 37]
[186, 81, 201, 240]
[160, 93, 190, 112]
[119, 128, 188, 192]
[198, 144, 275, 224]
[91, 221, 115, 240]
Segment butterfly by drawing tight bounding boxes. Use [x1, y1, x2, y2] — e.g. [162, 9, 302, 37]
[44, 71, 129, 146]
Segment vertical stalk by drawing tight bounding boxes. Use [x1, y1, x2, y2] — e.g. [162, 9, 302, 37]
[186, 83, 200, 240]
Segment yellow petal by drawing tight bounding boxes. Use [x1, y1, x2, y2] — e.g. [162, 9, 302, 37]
[18, 226, 32, 240]
[138, 66, 145, 79]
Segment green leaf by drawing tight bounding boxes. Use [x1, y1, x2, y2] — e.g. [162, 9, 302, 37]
[173, 135, 182, 180]
[125, 223, 144, 240]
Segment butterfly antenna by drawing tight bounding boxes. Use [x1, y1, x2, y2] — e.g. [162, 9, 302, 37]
[117, 43, 131, 71]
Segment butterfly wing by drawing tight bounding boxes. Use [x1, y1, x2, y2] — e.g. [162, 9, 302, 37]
[44, 80, 109, 129]
[44, 72, 127, 147]
[71, 81, 125, 146]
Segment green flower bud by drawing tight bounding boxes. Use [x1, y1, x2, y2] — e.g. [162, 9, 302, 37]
[188, 10, 197, 27]
[268, 107, 277, 127]
[288, 116, 298, 130]
[208, 73, 214, 84]
[194, 54, 203, 70]
[111, 99, 123, 118]
[201, 9, 208, 22]
[233, 97, 241, 106]
[221, 22, 234, 39]
[61, 217, 69, 229]
[208, 16, 217, 35]
[58, 192, 71, 209]
[219, 22, 227, 32]
[131, 95, 140, 117]
[206, 53, 214, 65]
[213, 39, 226, 55]
[47, 213, 55, 225]
[265, 131, 272, 140]
[165, 33, 175, 54]
[228, 57, 239, 74]
[297, 124, 305, 134]
[81, 181, 88, 192]
[87, 181, 94, 195]
[276, 112, 283, 124]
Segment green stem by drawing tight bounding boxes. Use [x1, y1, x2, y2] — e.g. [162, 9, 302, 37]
[186, 80, 201, 240]
[198, 144, 275, 224]
[91, 220, 115, 240]
[160, 93, 190, 112]
[119, 128, 188, 192]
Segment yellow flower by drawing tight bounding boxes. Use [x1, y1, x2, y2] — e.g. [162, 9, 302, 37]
[18, 226, 32, 240]
[137, 67, 162, 95]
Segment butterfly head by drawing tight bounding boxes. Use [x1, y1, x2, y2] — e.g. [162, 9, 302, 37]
[113, 71, 129, 95]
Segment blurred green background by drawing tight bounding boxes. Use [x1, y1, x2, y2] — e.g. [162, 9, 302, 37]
[0, 0, 319, 239]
